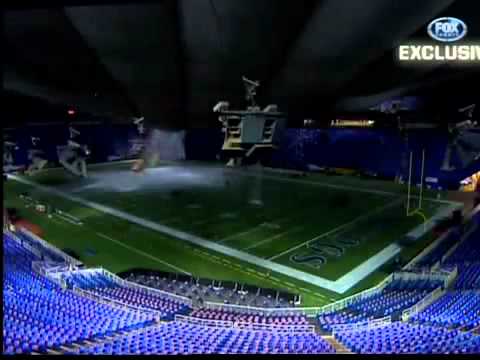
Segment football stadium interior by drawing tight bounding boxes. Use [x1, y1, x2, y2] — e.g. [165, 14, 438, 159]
[3, 0, 480, 355]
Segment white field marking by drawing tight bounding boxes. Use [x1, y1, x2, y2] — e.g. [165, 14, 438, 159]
[218, 216, 291, 244]
[10, 173, 462, 294]
[95, 232, 191, 275]
[243, 226, 304, 251]
[228, 168, 397, 197]
[267, 198, 404, 261]
[227, 166, 461, 206]
[54, 214, 82, 226]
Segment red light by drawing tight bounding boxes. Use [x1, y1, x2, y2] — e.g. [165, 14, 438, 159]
[67, 109, 76, 116]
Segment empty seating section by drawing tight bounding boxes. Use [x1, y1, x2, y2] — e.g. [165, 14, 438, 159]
[454, 264, 480, 290]
[4, 218, 480, 355]
[66, 322, 335, 355]
[414, 229, 460, 268]
[189, 309, 309, 326]
[445, 226, 480, 265]
[15, 231, 65, 263]
[62, 271, 191, 320]
[3, 234, 156, 355]
[317, 279, 442, 331]
[410, 291, 480, 330]
[336, 322, 480, 354]
[128, 273, 294, 308]
[317, 310, 372, 332]
[91, 287, 190, 320]
[62, 272, 117, 289]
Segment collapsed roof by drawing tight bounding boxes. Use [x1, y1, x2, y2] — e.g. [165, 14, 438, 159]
[4, 0, 480, 128]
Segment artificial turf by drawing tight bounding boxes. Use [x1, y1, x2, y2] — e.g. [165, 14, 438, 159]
[2, 161, 453, 306]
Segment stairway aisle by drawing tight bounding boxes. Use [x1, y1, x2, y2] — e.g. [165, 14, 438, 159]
[322, 335, 353, 354]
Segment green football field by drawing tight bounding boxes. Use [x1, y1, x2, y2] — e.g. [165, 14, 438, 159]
[3, 161, 457, 306]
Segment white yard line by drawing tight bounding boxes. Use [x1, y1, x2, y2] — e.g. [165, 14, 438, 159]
[243, 226, 303, 251]
[229, 168, 397, 197]
[95, 232, 191, 275]
[227, 166, 461, 206]
[218, 217, 290, 244]
[54, 214, 82, 226]
[267, 198, 404, 261]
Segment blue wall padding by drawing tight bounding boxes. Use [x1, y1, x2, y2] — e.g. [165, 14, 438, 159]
[6, 124, 480, 190]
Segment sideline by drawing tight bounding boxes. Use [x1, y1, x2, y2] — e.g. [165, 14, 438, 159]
[96, 232, 191, 275]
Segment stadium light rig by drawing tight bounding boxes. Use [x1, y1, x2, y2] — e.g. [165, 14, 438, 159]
[213, 76, 286, 167]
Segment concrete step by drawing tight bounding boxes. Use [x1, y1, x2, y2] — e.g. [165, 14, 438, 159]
[322, 335, 353, 354]
[46, 349, 62, 355]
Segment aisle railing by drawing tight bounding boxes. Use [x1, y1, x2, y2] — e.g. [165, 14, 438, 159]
[401, 287, 445, 322]
[18, 227, 83, 266]
[174, 314, 315, 333]
[174, 314, 233, 328]
[202, 274, 394, 318]
[331, 316, 391, 336]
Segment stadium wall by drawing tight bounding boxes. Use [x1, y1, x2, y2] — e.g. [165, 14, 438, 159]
[185, 128, 480, 190]
[6, 124, 480, 190]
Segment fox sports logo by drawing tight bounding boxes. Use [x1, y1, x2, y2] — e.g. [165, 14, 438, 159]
[428, 17, 467, 42]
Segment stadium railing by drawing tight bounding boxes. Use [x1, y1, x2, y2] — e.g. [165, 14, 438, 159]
[331, 316, 392, 336]
[203, 266, 452, 319]
[401, 286, 445, 322]
[18, 227, 83, 267]
[174, 315, 316, 333]
[234, 322, 315, 334]
[31, 260, 47, 276]
[435, 204, 480, 269]
[57, 266, 193, 307]
[391, 270, 450, 286]
[8, 228, 194, 309]
[73, 285, 162, 318]
[174, 314, 234, 328]
[445, 265, 459, 287]
[400, 264, 458, 322]
[202, 274, 394, 318]
[404, 204, 480, 271]
[316, 274, 394, 315]
[403, 229, 455, 270]
[202, 301, 318, 317]
[9, 232, 43, 259]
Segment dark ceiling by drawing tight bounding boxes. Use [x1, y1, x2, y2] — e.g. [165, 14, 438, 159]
[4, 0, 480, 128]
